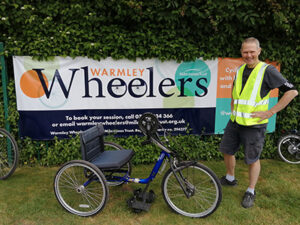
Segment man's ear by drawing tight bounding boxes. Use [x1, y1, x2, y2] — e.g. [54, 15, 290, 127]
[258, 47, 262, 55]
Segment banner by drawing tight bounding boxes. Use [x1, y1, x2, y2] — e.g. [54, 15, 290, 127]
[13, 56, 279, 140]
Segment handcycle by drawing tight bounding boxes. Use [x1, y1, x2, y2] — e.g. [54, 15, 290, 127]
[53, 112, 222, 218]
[0, 128, 19, 180]
[277, 129, 300, 164]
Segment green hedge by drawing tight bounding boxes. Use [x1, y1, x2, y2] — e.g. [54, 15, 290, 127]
[0, 0, 299, 165]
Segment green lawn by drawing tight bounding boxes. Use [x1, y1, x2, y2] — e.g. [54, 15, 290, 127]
[0, 160, 299, 225]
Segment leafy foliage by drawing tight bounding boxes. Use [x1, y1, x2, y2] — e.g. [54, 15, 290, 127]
[0, 0, 299, 165]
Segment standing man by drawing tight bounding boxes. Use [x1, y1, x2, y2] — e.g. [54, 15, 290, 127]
[219, 37, 298, 208]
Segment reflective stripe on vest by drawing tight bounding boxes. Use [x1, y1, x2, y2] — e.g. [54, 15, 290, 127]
[249, 63, 268, 102]
[231, 62, 269, 125]
[231, 111, 252, 118]
[233, 99, 269, 107]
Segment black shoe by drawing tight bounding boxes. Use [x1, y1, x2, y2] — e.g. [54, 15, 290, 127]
[241, 191, 256, 208]
[219, 176, 238, 186]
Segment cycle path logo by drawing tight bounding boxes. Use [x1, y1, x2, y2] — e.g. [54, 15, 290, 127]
[18, 57, 68, 109]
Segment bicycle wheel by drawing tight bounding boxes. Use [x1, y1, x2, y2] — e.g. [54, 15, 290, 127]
[0, 128, 19, 180]
[162, 162, 222, 218]
[54, 160, 109, 217]
[278, 134, 300, 164]
[103, 141, 132, 186]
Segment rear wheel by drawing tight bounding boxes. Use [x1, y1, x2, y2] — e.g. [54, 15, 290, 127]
[103, 142, 132, 186]
[0, 128, 19, 180]
[54, 160, 109, 216]
[162, 162, 222, 218]
[278, 134, 300, 164]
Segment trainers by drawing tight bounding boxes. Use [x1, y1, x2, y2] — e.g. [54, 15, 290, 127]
[219, 176, 238, 186]
[241, 191, 256, 208]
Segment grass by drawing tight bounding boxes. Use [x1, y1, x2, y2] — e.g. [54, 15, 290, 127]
[0, 159, 299, 225]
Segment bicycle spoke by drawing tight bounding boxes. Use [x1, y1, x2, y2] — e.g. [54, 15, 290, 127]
[162, 163, 221, 218]
[60, 171, 79, 188]
[54, 161, 108, 216]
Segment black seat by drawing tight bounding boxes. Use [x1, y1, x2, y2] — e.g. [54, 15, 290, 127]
[80, 124, 134, 170]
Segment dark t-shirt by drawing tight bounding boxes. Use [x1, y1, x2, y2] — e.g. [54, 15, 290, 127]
[242, 64, 295, 98]
[238, 64, 296, 128]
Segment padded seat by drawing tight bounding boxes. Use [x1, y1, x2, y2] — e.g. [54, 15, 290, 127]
[91, 150, 134, 169]
[80, 124, 134, 170]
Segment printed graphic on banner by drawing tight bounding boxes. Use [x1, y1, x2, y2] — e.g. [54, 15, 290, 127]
[13, 56, 218, 139]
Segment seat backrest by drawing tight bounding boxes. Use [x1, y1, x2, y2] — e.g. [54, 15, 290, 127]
[80, 124, 105, 161]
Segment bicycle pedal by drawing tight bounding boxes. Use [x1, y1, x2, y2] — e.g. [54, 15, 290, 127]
[146, 190, 156, 203]
[127, 197, 151, 212]
[133, 188, 142, 196]
[133, 189, 156, 203]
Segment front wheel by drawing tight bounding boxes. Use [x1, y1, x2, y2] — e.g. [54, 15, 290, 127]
[54, 160, 109, 217]
[162, 162, 222, 218]
[278, 134, 300, 164]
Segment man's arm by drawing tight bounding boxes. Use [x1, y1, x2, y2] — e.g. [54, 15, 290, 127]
[251, 89, 298, 122]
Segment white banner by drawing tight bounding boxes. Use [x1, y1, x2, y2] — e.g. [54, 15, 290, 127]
[13, 56, 218, 111]
[12, 56, 278, 139]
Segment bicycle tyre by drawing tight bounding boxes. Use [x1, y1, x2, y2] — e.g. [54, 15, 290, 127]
[278, 134, 300, 164]
[161, 162, 222, 218]
[0, 128, 19, 180]
[54, 160, 109, 217]
[103, 141, 132, 186]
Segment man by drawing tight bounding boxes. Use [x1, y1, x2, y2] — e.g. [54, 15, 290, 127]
[219, 37, 298, 208]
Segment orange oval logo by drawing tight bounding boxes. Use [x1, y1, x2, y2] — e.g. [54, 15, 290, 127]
[20, 70, 48, 98]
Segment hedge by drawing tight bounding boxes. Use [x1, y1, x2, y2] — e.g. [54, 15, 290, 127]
[0, 0, 299, 165]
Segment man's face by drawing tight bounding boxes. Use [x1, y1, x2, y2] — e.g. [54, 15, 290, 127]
[241, 42, 261, 67]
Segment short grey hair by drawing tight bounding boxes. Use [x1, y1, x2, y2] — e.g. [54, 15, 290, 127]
[241, 37, 260, 50]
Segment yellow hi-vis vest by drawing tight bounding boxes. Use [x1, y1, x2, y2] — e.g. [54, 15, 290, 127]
[230, 62, 270, 126]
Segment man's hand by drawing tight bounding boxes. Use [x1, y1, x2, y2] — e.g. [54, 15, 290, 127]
[251, 111, 274, 123]
[251, 90, 298, 123]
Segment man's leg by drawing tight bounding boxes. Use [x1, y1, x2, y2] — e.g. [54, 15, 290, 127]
[224, 153, 236, 176]
[220, 153, 238, 185]
[219, 121, 239, 186]
[241, 126, 266, 208]
[248, 159, 260, 189]
[241, 160, 260, 208]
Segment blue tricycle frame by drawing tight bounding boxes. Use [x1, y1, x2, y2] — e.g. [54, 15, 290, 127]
[54, 112, 222, 218]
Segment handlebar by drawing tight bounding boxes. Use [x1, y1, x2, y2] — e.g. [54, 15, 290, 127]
[138, 112, 173, 154]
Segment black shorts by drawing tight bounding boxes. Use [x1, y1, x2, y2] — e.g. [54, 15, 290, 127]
[219, 120, 266, 164]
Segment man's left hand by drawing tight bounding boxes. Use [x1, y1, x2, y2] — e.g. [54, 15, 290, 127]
[251, 111, 274, 122]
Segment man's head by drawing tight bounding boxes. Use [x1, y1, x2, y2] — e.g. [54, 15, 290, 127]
[240, 37, 261, 68]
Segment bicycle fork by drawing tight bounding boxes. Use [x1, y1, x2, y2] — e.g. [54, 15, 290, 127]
[171, 161, 197, 199]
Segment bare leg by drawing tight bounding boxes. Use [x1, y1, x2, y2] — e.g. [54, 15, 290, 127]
[241, 160, 260, 208]
[248, 160, 260, 189]
[223, 153, 236, 176]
